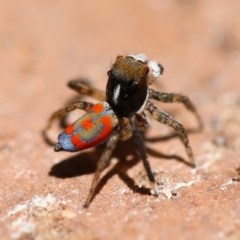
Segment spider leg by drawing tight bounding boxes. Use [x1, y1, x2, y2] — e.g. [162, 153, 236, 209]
[43, 101, 94, 145]
[68, 79, 105, 101]
[149, 89, 203, 129]
[146, 100, 195, 167]
[131, 115, 159, 195]
[83, 130, 120, 208]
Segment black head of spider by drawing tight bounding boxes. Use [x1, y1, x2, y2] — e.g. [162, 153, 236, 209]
[106, 55, 150, 118]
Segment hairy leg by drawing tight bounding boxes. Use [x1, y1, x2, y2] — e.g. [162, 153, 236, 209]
[43, 101, 94, 145]
[68, 79, 105, 101]
[84, 131, 120, 208]
[131, 115, 159, 195]
[146, 100, 195, 167]
[149, 89, 203, 129]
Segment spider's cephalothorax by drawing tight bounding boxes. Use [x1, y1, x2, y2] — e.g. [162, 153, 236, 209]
[43, 53, 202, 208]
[106, 54, 163, 117]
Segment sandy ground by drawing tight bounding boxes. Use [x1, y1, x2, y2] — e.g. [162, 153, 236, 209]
[0, 1, 240, 239]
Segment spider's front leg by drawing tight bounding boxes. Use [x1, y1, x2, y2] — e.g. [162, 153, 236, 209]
[131, 114, 159, 196]
[84, 131, 120, 208]
[146, 100, 195, 167]
[149, 89, 203, 129]
[42, 101, 94, 145]
[68, 79, 105, 101]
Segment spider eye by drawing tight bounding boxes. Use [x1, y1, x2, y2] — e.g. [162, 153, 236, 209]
[123, 80, 139, 92]
[131, 80, 139, 88]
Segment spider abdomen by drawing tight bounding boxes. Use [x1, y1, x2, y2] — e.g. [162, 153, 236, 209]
[55, 102, 118, 152]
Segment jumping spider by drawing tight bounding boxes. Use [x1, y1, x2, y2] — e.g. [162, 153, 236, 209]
[43, 53, 202, 208]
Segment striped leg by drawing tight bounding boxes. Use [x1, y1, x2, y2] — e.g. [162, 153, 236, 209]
[149, 89, 203, 129]
[68, 79, 105, 101]
[146, 100, 195, 167]
[132, 122, 159, 195]
[84, 131, 120, 208]
[43, 101, 94, 145]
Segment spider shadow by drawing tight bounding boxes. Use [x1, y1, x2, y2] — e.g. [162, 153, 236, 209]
[49, 139, 151, 195]
[49, 131, 194, 205]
